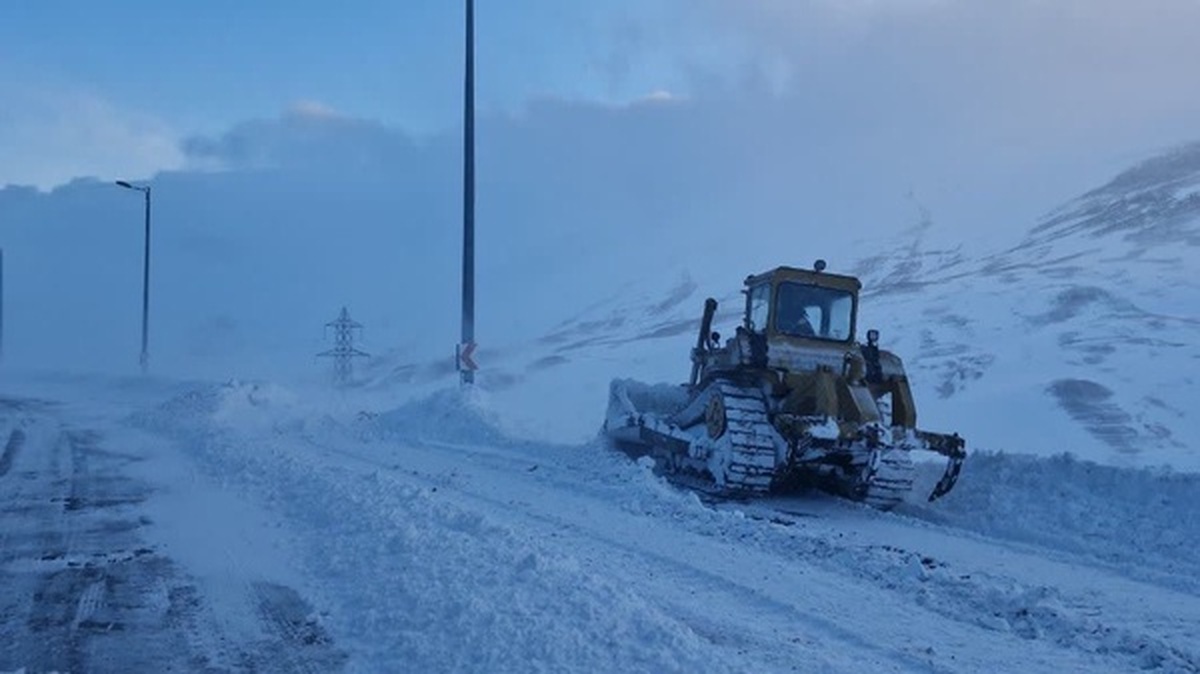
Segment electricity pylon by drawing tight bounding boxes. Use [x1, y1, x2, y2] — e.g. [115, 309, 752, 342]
[318, 307, 369, 386]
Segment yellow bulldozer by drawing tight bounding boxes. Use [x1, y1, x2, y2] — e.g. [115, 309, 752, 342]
[604, 262, 965, 509]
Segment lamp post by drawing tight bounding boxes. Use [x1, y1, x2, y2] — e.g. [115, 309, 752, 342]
[115, 180, 152, 373]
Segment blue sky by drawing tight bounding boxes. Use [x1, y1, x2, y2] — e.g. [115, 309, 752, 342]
[1, 1, 691, 134]
[2, 0, 729, 188]
[3, 0, 1200, 191]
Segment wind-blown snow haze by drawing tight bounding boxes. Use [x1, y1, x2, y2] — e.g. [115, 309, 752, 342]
[0, 2, 1197, 672]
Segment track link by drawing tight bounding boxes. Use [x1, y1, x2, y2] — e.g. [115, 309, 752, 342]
[707, 382, 781, 494]
[858, 448, 915, 510]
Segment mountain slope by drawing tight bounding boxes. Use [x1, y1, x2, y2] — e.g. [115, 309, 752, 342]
[433, 144, 1200, 471]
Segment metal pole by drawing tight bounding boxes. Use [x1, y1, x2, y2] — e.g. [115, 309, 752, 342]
[460, 0, 476, 386]
[140, 187, 151, 373]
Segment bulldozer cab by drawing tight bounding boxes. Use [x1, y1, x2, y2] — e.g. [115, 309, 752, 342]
[744, 266, 861, 343]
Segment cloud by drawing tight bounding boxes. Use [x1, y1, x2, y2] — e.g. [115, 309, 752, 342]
[181, 105, 418, 171]
[639, 89, 680, 103]
[0, 84, 185, 190]
[3, 82, 1193, 378]
[286, 99, 341, 120]
[678, 0, 1200, 153]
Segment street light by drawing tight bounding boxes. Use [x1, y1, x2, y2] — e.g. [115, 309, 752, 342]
[115, 180, 152, 373]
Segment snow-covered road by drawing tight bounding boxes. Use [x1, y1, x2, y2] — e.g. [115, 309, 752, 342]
[0, 392, 346, 673]
[2, 377, 1197, 673]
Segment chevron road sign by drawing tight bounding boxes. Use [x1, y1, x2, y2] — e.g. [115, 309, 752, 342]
[457, 341, 478, 372]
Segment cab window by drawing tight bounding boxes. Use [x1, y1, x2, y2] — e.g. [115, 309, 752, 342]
[774, 282, 855, 341]
[746, 284, 770, 333]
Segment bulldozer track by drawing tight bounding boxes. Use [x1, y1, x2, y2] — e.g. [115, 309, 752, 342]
[708, 382, 780, 493]
[608, 376, 948, 508]
[858, 449, 915, 511]
[710, 382, 916, 509]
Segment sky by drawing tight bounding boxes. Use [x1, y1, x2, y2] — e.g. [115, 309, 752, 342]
[1, 0, 699, 187]
[2, 0, 1200, 379]
[4, 0, 1200, 191]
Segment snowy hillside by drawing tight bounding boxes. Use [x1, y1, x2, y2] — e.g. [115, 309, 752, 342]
[423, 144, 1200, 472]
[861, 143, 1200, 470]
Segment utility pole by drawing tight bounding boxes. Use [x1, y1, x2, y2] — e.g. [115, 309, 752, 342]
[458, 0, 478, 386]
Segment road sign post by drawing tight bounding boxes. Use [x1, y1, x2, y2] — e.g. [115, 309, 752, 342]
[460, 0, 476, 385]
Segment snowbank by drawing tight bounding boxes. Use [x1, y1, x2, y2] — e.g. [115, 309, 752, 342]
[132, 383, 745, 673]
[911, 451, 1200, 589]
[365, 386, 514, 447]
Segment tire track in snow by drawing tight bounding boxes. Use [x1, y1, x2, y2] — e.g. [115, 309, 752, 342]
[156, 422, 755, 672]
[302, 436, 1118, 673]
[247, 581, 347, 674]
[313, 445, 931, 672]
[1, 410, 255, 673]
[774, 515, 1200, 672]
[0, 428, 24, 477]
[315, 434, 1199, 673]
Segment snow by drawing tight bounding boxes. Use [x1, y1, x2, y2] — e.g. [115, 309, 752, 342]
[131, 381, 752, 672]
[1, 117, 1199, 672]
[4, 370, 1196, 672]
[145, 378, 1198, 671]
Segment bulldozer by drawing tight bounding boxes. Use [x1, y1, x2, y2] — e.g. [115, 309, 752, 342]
[604, 262, 965, 510]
